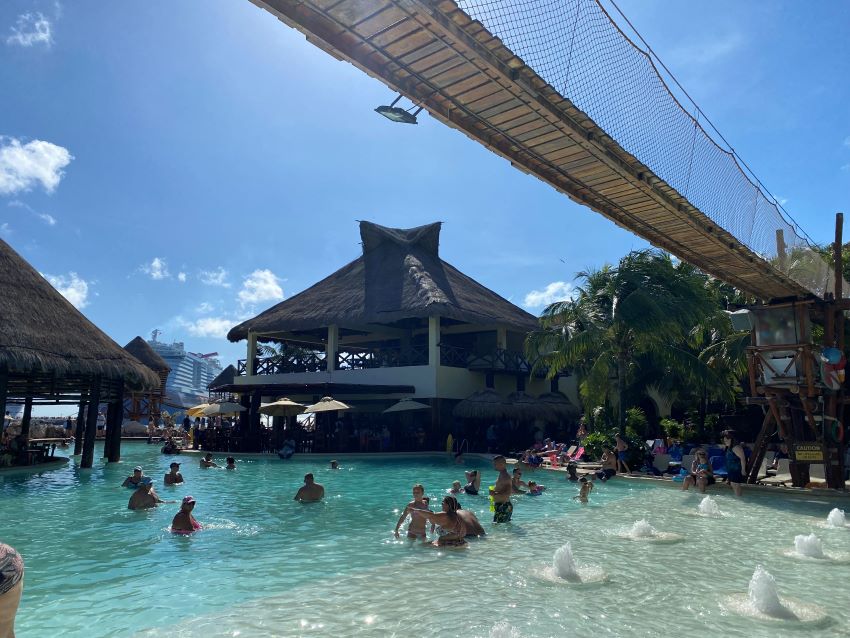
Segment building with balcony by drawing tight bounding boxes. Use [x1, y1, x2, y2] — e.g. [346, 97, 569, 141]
[224, 221, 577, 452]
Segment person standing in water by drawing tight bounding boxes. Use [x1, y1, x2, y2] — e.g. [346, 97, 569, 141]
[171, 496, 202, 533]
[0, 543, 24, 638]
[128, 479, 164, 510]
[294, 473, 324, 502]
[490, 456, 514, 523]
[411, 495, 467, 547]
[722, 430, 747, 497]
[394, 483, 431, 540]
[614, 434, 630, 475]
[164, 462, 183, 485]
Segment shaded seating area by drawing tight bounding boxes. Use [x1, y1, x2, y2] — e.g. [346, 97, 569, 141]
[0, 239, 160, 468]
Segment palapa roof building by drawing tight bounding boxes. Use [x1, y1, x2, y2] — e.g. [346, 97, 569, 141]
[0, 238, 160, 401]
[123, 336, 170, 374]
[229, 221, 537, 339]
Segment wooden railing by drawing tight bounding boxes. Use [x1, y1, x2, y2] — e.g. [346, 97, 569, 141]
[237, 351, 327, 376]
[439, 343, 544, 375]
[336, 345, 428, 370]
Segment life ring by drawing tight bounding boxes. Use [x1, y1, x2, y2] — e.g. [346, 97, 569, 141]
[830, 420, 844, 444]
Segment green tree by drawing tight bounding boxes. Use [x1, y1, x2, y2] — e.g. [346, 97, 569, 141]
[526, 250, 721, 434]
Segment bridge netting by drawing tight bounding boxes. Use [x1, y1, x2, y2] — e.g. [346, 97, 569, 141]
[456, 0, 840, 298]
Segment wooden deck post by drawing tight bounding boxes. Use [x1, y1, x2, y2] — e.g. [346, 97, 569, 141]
[73, 395, 87, 455]
[108, 381, 124, 463]
[80, 376, 101, 469]
[249, 390, 262, 451]
[20, 395, 33, 441]
[0, 370, 7, 427]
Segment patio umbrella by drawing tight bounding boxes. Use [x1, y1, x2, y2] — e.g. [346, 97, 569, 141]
[303, 396, 352, 413]
[452, 389, 508, 420]
[383, 398, 431, 414]
[202, 402, 247, 416]
[187, 403, 210, 417]
[260, 398, 306, 417]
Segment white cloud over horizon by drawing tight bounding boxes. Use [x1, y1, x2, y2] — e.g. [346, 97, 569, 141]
[238, 269, 283, 306]
[44, 271, 89, 309]
[523, 281, 575, 309]
[6, 12, 52, 47]
[177, 315, 235, 339]
[8, 199, 57, 225]
[0, 137, 72, 195]
[199, 266, 230, 288]
[177, 271, 187, 282]
[141, 257, 170, 280]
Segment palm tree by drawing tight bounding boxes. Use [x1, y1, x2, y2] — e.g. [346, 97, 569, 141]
[526, 250, 720, 434]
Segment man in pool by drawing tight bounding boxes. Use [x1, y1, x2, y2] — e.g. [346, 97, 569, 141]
[122, 466, 145, 488]
[330, 460, 340, 470]
[294, 473, 324, 502]
[457, 507, 486, 537]
[225, 457, 236, 470]
[200, 453, 218, 468]
[164, 462, 183, 485]
[511, 467, 527, 494]
[394, 483, 431, 540]
[464, 469, 481, 495]
[128, 479, 163, 510]
[490, 456, 513, 523]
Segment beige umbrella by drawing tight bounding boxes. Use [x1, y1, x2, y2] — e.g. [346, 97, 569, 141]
[260, 398, 306, 417]
[202, 402, 247, 416]
[303, 396, 352, 413]
[383, 398, 431, 414]
[187, 403, 210, 417]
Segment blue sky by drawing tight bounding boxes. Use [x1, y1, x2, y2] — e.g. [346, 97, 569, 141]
[1, 0, 848, 378]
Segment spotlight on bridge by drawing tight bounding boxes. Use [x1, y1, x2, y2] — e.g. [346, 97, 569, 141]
[375, 95, 422, 124]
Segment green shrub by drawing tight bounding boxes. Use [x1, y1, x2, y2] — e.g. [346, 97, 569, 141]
[625, 407, 649, 438]
[582, 431, 614, 460]
[660, 418, 683, 440]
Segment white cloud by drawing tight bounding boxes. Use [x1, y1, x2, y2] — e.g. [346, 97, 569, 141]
[0, 222, 10, 237]
[238, 269, 283, 306]
[775, 196, 788, 207]
[177, 271, 187, 282]
[178, 316, 234, 339]
[140, 257, 169, 280]
[197, 301, 214, 314]
[8, 199, 58, 225]
[37, 212, 56, 225]
[669, 32, 743, 66]
[43, 271, 89, 309]
[6, 12, 52, 47]
[199, 266, 230, 288]
[524, 281, 575, 309]
[0, 137, 72, 195]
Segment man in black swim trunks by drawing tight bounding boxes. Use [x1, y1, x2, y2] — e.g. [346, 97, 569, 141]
[490, 456, 513, 523]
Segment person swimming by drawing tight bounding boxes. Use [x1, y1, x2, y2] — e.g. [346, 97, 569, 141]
[411, 495, 467, 547]
[294, 473, 325, 502]
[225, 457, 236, 470]
[330, 460, 340, 470]
[122, 466, 145, 488]
[573, 476, 593, 503]
[164, 462, 183, 485]
[464, 469, 481, 495]
[127, 479, 163, 510]
[450, 481, 463, 494]
[526, 481, 546, 495]
[171, 495, 202, 533]
[394, 484, 432, 540]
[200, 453, 218, 468]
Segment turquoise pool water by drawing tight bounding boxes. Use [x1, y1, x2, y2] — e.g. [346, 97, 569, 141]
[2, 442, 850, 637]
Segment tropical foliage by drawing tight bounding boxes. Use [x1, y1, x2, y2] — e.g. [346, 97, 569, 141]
[526, 250, 750, 433]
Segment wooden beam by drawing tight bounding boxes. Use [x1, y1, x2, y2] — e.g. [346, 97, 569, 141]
[20, 394, 33, 441]
[73, 397, 86, 455]
[80, 376, 101, 469]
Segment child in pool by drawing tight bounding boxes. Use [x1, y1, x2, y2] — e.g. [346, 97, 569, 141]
[527, 481, 546, 495]
[450, 481, 463, 494]
[573, 477, 593, 503]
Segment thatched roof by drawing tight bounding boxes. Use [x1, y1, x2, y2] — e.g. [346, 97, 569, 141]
[208, 364, 236, 390]
[124, 336, 170, 373]
[537, 391, 579, 420]
[452, 388, 508, 420]
[0, 238, 160, 390]
[228, 221, 538, 340]
[506, 390, 555, 422]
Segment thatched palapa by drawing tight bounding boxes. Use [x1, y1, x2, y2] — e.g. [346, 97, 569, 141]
[228, 221, 538, 339]
[208, 364, 236, 391]
[536, 391, 579, 420]
[0, 238, 160, 392]
[453, 389, 508, 420]
[123, 336, 170, 373]
[506, 390, 555, 422]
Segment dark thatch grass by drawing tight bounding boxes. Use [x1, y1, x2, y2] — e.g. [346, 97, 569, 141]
[506, 390, 555, 422]
[452, 388, 508, 420]
[124, 336, 170, 373]
[208, 364, 236, 391]
[536, 391, 580, 420]
[228, 221, 538, 340]
[0, 238, 160, 390]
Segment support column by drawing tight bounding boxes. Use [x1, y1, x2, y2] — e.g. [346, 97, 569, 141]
[496, 327, 507, 350]
[326, 324, 338, 373]
[249, 390, 262, 452]
[109, 380, 124, 463]
[247, 333, 258, 375]
[20, 395, 33, 442]
[81, 376, 101, 469]
[103, 399, 114, 459]
[74, 395, 86, 455]
[0, 370, 7, 428]
[428, 316, 440, 367]
[238, 392, 250, 436]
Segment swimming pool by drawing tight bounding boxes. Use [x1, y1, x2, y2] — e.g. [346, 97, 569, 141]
[2, 443, 849, 637]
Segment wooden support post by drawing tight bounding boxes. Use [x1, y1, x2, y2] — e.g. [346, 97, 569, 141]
[108, 381, 124, 463]
[20, 395, 33, 442]
[103, 400, 113, 459]
[249, 390, 262, 451]
[239, 393, 250, 436]
[74, 396, 86, 455]
[0, 370, 7, 428]
[747, 408, 775, 484]
[775, 229, 787, 272]
[326, 324, 338, 373]
[80, 377, 101, 469]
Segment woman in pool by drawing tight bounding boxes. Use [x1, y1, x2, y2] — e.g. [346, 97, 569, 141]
[171, 496, 202, 533]
[722, 430, 747, 497]
[526, 481, 546, 495]
[681, 449, 714, 493]
[463, 469, 481, 495]
[411, 495, 467, 547]
[573, 476, 593, 503]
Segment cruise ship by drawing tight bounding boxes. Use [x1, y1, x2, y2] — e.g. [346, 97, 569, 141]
[147, 331, 223, 410]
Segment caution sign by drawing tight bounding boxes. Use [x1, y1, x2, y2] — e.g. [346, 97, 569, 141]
[791, 444, 824, 463]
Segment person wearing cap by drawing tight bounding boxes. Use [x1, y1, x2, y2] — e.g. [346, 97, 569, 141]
[200, 453, 218, 469]
[128, 479, 163, 510]
[171, 496, 202, 533]
[294, 473, 324, 502]
[122, 466, 145, 488]
[164, 462, 184, 485]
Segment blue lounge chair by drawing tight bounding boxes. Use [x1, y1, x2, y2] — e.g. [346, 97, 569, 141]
[709, 455, 727, 477]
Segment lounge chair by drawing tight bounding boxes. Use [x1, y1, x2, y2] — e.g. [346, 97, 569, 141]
[570, 447, 585, 462]
[709, 455, 727, 478]
[760, 459, 791, 485]
[652, 453, 671, 473]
